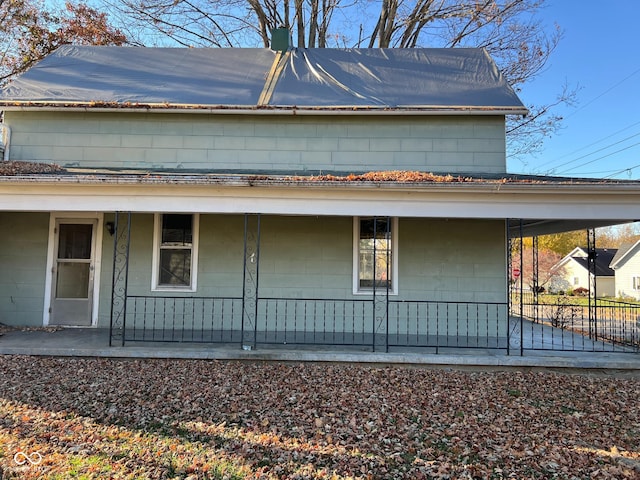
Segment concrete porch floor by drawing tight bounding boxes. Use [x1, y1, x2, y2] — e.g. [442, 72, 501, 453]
[1, 327, 639, 371]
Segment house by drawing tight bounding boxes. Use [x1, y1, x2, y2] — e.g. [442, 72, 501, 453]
[610, 239, 640, 300]
[551, 247, 617, 297]
[1, 41, 639, 351]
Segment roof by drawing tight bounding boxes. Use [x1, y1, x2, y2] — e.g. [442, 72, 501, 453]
[0, 46, 527, 114]
[609, 240, 640, 268]
[570, 248, 618, 277]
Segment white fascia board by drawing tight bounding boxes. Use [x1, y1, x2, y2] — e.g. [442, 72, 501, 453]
[1, 182, 640, 220]
[552, 253, 580, 271]
[567, 247, 587, 258]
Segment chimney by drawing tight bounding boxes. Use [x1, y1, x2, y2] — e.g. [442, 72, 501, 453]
[270, 27, 292, 52]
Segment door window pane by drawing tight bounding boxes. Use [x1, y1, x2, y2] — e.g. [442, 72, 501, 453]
[58, 224, 92, 259]
[56, 263, 90, 298]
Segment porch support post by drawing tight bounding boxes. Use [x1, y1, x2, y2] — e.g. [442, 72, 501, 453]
[506, 220, 512, 355]
[242, 213, 261, 350]
[518, 221, 524, 355]
[506, 219, 524, 355]
[532, 235, 539, 323]
[109, 211, 131, 347]
[372, 217, 390, 352]
[587, 228, 598, 340]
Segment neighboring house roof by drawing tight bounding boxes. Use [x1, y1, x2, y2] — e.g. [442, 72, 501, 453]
[0, 46, 527, 114]
[609, 240, 640, 269]
[554, 247, 618, 277]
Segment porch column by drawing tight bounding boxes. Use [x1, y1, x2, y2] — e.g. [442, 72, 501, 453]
[372, 217, 390, 352]
[241, 213, 261, 350]
[506, 219, 524, 355]
[109, 211, 131, 346]
[587, 228, 598, 340]
[532, 235, 539, 323]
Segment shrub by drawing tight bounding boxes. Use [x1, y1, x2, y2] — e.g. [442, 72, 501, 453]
[573, 287, 589, 296]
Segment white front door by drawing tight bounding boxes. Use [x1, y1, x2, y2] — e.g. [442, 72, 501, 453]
[49, 219, 98, 326]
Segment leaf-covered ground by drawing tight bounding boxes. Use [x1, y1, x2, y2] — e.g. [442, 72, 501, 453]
[0, 356, 638, 479]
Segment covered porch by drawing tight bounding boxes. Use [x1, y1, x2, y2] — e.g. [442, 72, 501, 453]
[106, 212, 640, 355]
[2, 171, 640, 358]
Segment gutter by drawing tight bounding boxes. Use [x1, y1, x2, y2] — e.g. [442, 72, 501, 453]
[0, 124, 10, 161]
[0, 173, 639, 193]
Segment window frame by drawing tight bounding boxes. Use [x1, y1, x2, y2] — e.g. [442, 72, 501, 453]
[633, 276, 640, 290]
[152, 213, 199, 292]
[352, 216, 398, 295]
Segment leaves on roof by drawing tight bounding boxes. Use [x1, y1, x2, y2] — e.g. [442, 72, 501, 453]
[295, 171, 478, 183]
[0, 161, 64, 176]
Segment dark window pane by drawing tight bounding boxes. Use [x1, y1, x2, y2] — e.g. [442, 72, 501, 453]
[159, 249, 191, 286]
[162, 214, 192, 245]
[359, 218, 392, 289]
[58, 224, 92, 259]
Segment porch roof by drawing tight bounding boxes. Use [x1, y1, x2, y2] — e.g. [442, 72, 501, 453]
[0, 46, 527, 115]
[0, 167, 639, 236]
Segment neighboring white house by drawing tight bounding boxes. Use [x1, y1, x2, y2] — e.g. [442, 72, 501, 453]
[552, 247, 617, 297]
[610, 240, 640, 300]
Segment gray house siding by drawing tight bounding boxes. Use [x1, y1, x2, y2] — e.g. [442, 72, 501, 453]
[0, 212, 49, 326]
[5, 111, 507, 174]
[0, 212, 506, 331]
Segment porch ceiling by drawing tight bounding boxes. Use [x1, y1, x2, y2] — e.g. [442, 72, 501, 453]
[1, 174, 639, 235]
[507, 219, 634, 237]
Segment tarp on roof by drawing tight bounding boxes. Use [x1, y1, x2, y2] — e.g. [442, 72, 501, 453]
[1, 47, 276, 107]
[0, 45, 527, 112]
[272, 48, 523, 108]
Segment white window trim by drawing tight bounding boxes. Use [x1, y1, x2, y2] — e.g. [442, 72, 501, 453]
[352, 216, 398, 295]
[633, 276, 640, 290]
[152, 213, 199, 292]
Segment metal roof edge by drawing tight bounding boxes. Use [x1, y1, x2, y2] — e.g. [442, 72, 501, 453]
[1, 173, 639, 191]
[0, 104, 528, 116]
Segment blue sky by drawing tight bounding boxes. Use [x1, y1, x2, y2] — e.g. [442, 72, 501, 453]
[512, 1, 640, 179]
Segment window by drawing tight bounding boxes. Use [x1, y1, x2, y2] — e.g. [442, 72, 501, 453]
[353, 217, 397, 294]
[573, 277, 580, 286]
[152, 213, 199, 291]
[633, 276, 640, 290]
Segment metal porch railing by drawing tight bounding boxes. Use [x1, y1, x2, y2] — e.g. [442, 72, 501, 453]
[513, 292, 640, 352]
[117, 295, 510, 352]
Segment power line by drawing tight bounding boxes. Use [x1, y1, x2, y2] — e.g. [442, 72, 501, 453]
[555, 141, 640, 174]
[543, 130, 640, 173]
[564, 66, 640, 120]
[603, 163, 640, 179]
[533, 66, 640, 171]
[535, 120, 640, 170]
